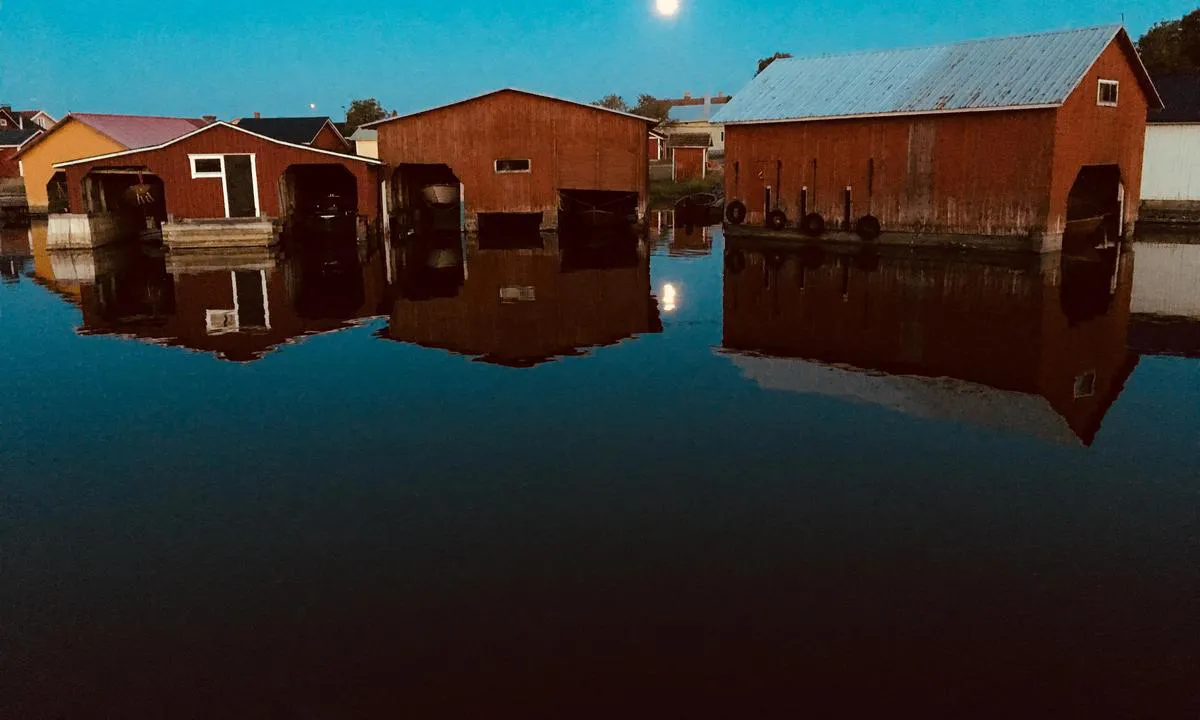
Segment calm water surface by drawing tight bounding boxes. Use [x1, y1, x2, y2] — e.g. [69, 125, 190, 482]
[1, 220, 1198, 716]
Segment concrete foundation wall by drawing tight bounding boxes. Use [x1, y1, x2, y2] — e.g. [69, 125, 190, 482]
[46, 213, 124, 250]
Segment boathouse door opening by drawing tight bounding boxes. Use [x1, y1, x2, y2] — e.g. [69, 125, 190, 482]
[46, 172, 69, 214]
[558, 189, 638, 232]
[81, 168, 168, 236]
[1066, 165, 1123, 245]
[280, 164, 359, 238]
[392, 164, 462, 234]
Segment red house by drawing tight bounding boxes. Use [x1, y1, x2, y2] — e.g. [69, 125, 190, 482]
[55, 121, 382, 250]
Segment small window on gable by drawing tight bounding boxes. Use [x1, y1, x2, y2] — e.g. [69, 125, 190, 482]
[0, 119, 7, 128]
[192, 156, 223, 176]
[1098, 80, 1119, 107]
[495, 159, 531, 174]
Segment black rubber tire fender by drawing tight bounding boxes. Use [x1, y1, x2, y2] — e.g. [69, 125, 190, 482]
[855, 214, 882, 241]
[766, 209, 788, 231]
[725, 201, 748, 226]
[801, 213, 826, 238]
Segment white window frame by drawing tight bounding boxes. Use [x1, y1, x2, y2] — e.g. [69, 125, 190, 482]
[494, 158, 532, 174]
[1097, 80, 1119, 107]
[188, 153, 261, 219]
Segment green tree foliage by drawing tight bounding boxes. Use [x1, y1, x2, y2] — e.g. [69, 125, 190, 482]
[631, 94, 672, 120]
[345, 98, 390, 132]
[1137, 10, 1200, 75]
[756, 52, 793, 76]
[594, 94, 630, 112]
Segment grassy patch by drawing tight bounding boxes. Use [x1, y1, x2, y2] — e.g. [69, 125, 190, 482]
[649, 173, 724, 209]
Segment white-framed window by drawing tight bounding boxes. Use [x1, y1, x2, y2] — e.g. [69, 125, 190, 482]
[1074, 372, 1097, 399]
[0, 119, 7, 128]
[1097, 80, 1119, 107]
[190, 154, 224, 178]
[495, 159, 531, 174]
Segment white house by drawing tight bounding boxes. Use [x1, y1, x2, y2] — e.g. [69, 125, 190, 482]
[664, 96, 727, 154]
[1141, 75, 1200, 224]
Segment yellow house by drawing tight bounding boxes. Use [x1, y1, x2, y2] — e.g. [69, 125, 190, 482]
[17, 113, 205, 213]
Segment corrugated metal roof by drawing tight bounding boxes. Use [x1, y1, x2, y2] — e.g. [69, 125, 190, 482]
[714, 25, 1137, 125]
[668, 105, 715, 123]
[71, 113, 208, 148]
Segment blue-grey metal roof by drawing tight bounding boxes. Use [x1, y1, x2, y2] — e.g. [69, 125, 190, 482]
[713, 26, 1158, 125]
[668, 104, 715, 123]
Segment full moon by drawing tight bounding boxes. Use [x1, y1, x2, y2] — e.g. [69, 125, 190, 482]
[655, 0, 680, 17]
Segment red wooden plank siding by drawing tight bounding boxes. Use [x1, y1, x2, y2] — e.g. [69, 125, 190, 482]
[672, 147, 706, 182]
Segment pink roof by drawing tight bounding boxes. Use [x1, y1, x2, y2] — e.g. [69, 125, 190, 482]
[70, 113, 208, 149]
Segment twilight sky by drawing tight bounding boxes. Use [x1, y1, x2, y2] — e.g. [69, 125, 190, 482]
[0, 0, 1192, 121]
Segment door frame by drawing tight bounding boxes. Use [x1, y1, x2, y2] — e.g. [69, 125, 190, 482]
[189, 153, 261, 219]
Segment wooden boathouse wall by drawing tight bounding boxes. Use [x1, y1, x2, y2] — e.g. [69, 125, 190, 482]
[374, 90, 652, 228]
[724, 36, 1152, 245]
[62, 124, 380, 222]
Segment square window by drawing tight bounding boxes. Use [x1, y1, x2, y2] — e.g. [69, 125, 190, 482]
[495, 159, 531, 173]
[1098, 80, 1119, 107]
[191, 157, 222, 176]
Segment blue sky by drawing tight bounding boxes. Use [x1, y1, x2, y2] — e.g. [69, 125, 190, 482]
[0, 0, 1193, 120]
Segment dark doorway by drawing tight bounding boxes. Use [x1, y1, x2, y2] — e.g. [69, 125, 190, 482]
[47, 172, 69, 214]
[234, 270, 268, 328]
[281, 164, 359, 238]
[225, 155, 257, 219]
[1066, 165, 1122, 246]
[393, 164, 461, 235]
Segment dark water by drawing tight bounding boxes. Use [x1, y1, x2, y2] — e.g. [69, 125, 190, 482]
[1, 219, 1198, 716]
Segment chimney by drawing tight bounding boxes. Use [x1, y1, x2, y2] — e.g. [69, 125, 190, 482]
[683, 92, 691, 100]
[253, 111, 261, 119]
[202, 115, 217, 124]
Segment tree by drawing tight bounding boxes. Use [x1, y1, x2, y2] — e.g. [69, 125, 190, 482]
[345, 98, 390, 132]
[1137, 10, 1200, 75]
[631, 94, 672, 121]
[756, 52, 793, 76]
[594, 94, 629, 112]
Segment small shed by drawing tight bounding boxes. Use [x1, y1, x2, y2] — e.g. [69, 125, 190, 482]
[365, 88, 657, 232]
[55, 121, 382, 250]
[667, 133, 712, 182]
[1140, 75, 1200, 224]
[714, 25, 1162, 252]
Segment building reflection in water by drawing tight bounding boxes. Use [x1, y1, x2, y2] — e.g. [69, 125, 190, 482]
[1129, 238, 1200, 358]
[0, 225, 33, 283]
[720, 240, 1138, 446]
[648, 209, 715, 257]
[383, 227, 663, 366]
[28, 221, 390, 362]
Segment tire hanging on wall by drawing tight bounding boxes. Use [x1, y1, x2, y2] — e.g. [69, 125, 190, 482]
[766, 209, 788, 231]
[855, 214, 882, 241]
[801, 213, 826, 238]
[726, 200, 748, 225]
[725, 250, 747, 275]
